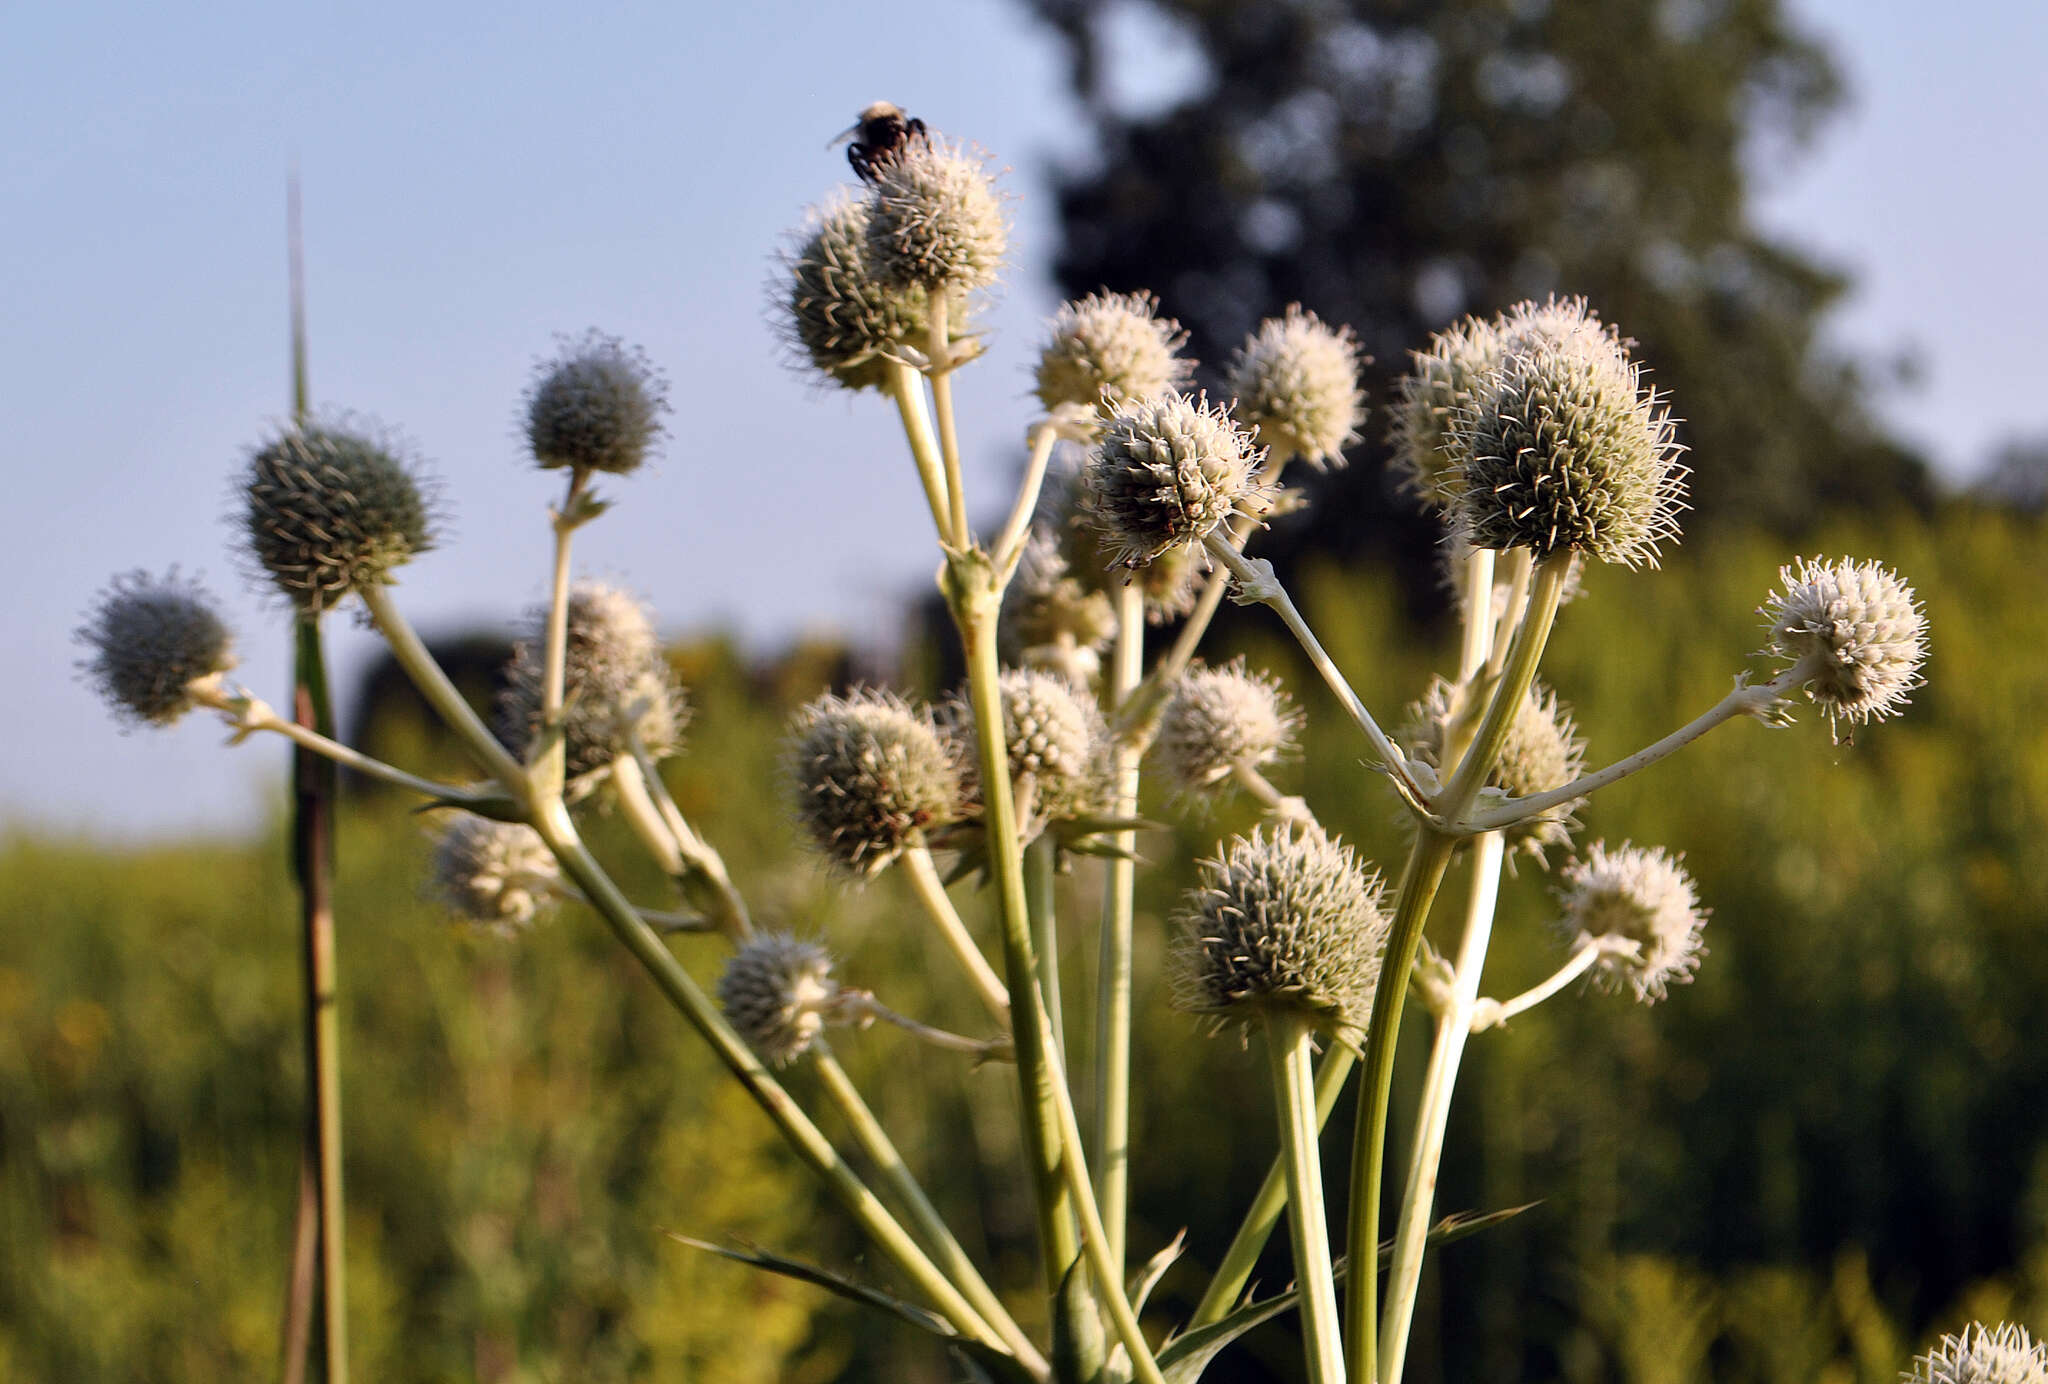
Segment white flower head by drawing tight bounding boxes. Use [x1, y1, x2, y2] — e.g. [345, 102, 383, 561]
[1761, 556, 1927, 738]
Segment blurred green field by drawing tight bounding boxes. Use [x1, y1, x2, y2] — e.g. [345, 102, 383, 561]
[6, 508, 2046, 1382]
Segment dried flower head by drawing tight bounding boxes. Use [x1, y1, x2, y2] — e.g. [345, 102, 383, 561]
[242, 423, 435, 613]
[718, 934, 839, 1067]
[1171, 824, 1389, 1035]
[1004, 530, 1117, 685]
[1225, 305, 1365, 468]
[1903, 1322, 2048, 1384]
[864, 138, 1008, 293]
[786, 688, 961, 876]
[1035, 290, 1192, 414]
[524, 331, 669, 475]
[429, 816, 559, 931]
[498, 582, 687, 788]
[1761, 556, 1927, 735]
[1154, 661, 1303, 797]
[76, 570, 236, 726]
[779, 194, 937, 393]
[1559, 842, 1707, 1002]
[1450, 300, 1685, 567]
[1084, 392, 1267, 570]
[1404, 677, 1585, 863]
[1390, 314, 1508, 507]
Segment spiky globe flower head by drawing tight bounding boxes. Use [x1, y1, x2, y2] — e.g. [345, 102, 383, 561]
[785, 689, 961, 876]
[498, 582, 687, 789]
[1083, 392, 1268, 570]
[429, 816, 559, 932]
[1403, 677, 1586, 863]
[1034, 291, 1192, 414]
[1153, 660, 1303, 797]
[1225, 305, 1365, 468]
[779, 194, 941, 393]
[1171, 824, 1389, 1036]
[76, 570, 236, 727]
[1761, 556, 1927, 736]
[1004, 530, 1117, 685]
[242, 422, 435, 613]
[863, 137, 1008, 293]
[523, 331, 668, 476]
[1449, 300, 1685, 567]
[1558, 842, 1708, 1003]
[1391, 314, 1508, 507]
[718, 934, 840, 1067]
[1903, 1322, 2048, 1384]
[992, 667, 1112, 823]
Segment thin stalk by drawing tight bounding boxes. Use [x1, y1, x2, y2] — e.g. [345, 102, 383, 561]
[1025, 835, 1066, 1064]
[541, 468, 588, 721]
[626, 740, 754, 941]
[1268, 1013, 1347, 1384]
[1486, 551, 1533, 679]
[992, 420, 1060, 577]
[205, 689, 481, 802]
[608, 751, 685, 875]
[901, 844, 1011, 1026]
[358, 585, 527, 792]
[1380, 831, 1504, 1384]
[1457, 550, 1497, 680]
[842, 995, 1014, 1060]
[1469, 942, 1601, 1032]
[1230, 761, 1314, 825]
[811, 1049, 1047, 1377]
[927, 295, 970, 543]
[886, 361, 955, 543]
[1093, 581, 1143, 1267]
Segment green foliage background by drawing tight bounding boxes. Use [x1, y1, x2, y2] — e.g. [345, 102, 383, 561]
[5, 508, 2045, 1381]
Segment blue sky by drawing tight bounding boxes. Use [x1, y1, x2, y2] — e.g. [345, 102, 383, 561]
[5, 0, 2042, 839]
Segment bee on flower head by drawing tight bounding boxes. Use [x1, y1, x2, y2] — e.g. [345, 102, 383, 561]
[834, 101, 928, 184]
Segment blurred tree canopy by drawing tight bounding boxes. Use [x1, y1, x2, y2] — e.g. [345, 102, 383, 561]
[1017, 0, 1935, 584]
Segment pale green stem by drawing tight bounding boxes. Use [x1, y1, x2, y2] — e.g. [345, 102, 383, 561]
[1380, 830, 1504, 1384]
[1025, 834, 1066, 1065]
[1268, 1012, 1348, 1384]
[901, 844, 1011, 1027]
[1229, 761, 1315, 825]
[992, 420, 1061, 578]
[927, 295, 970, 544]
[358, 585, 528, 792]
[1344, 556, 1569, 1383]
[1191, 1047, 1356, 1327]
[1457, 549, 1497, 679]
[1094, 581, 1143, 1268]
[552, 885, 712, 934]
[203, 687, 482, 803]
[542, 468, 589, 720]
[886, 360, 955, 544]
[1468, 942, 1602, 1032]
[1486, 551, 1534, 679]
[839, 994, 1013, 1061]
[609, 751, 684, 876]
[811, 1047, 1047, 1377]
[624, 740, 754, 942]
[1462, 665, 1803, 834]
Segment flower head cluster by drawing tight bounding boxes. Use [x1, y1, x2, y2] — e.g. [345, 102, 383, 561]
[1225, 305, 1365, 468]
[1003, 531, 1118, 687]
[950, 669, 1113, 828]
[1404, 677, 1585, 863]
[1559, 842, 1707, 1002]
[780, 194, 938, 393]
[498, 582, 687, 789]
[718, 934, 840, 1067]
[1903, 1322, 2048, 1384]
[524, 332, 669, 476]
[1153, 661, 1303, 798]
[429, 816, 559, 932]
[1390, 314, 1509, 507]
[1083, 393, 1267, 570]
[1035, 290, 1191, 415]
[1761, 556, 1927, 736]
[1449, 300, 1684, 567]
[76, 570, 236, 727]
[863, 138, 1008, 294]
[1171, 824, 1389, 1035]
[785, 688, 961, 876]
[242, 422, 436, 613]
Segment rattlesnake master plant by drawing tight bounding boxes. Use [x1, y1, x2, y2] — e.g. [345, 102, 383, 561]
[1903, 1322, 2048, 1384]
[82, 105, 1943, 1384]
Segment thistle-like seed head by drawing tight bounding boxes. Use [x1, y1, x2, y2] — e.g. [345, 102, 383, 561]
[1390, 314, 1508, 508]
[1404, 677, 1585, 863]
[1449, 300, 1685, 567]
[718, 933, 839, 1067]
[242, 423, 436, 613]
[1083, 392, 1267, 570]
[1170, 823, 1389, 1035]
[994, 668, 1112, 823]
[1035, 290, 1192, 414]
[497, 582, 687, 789]
[75, 570, 236, 727]
[1153, 660, 1303, 797]
[1559, 842, 1708, 1003]
[1225, 305, 1365, 469]
[1903, 1322, 2048, 1384]
[779, 194, 937, 393]
[863, 138, 1008, 293]
[1761, 556, 1927, 736]
[785, 688, 961, 876]
[429, 816, 559, 932]
[1004, 530, 1118, 685]
[524, 331, 669, 475]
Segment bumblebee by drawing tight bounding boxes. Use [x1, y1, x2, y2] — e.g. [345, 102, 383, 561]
[834, 101, 928, 183]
